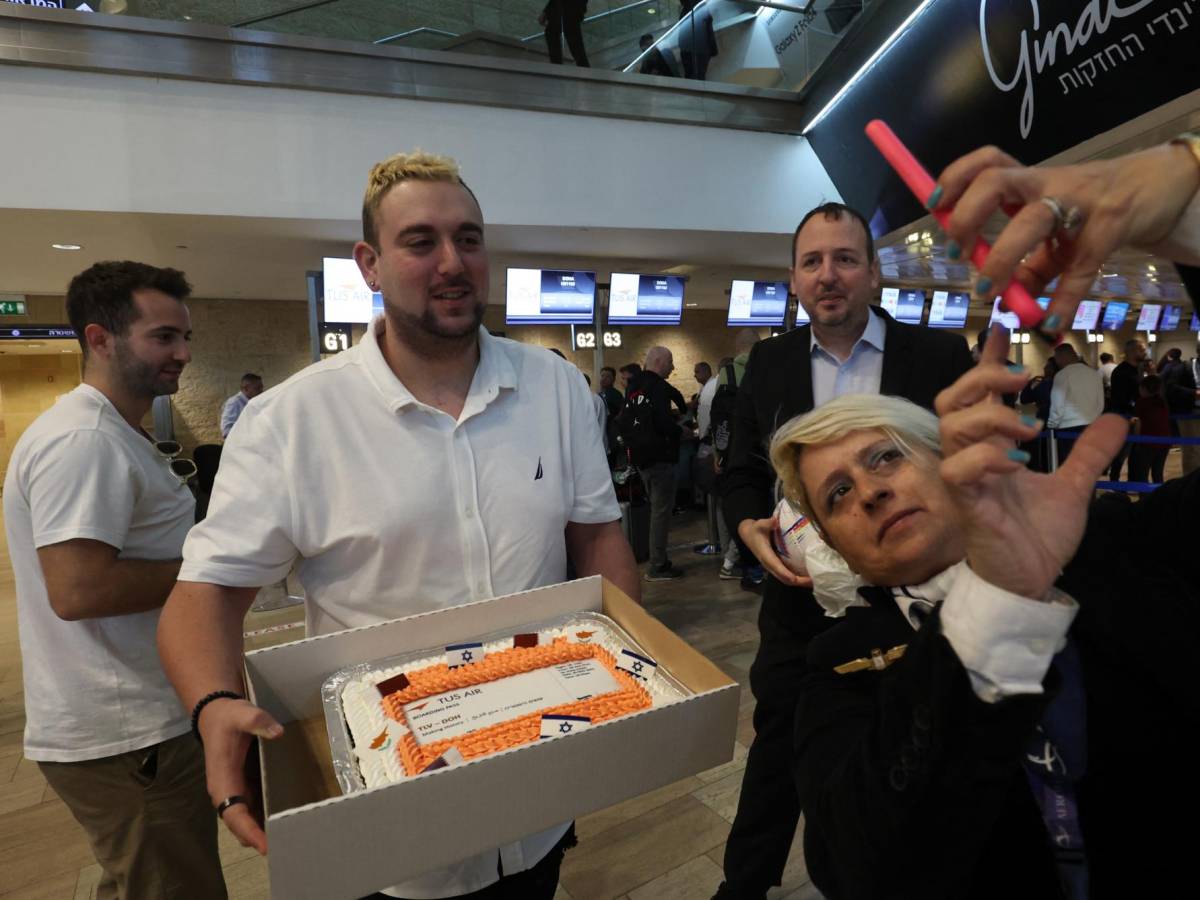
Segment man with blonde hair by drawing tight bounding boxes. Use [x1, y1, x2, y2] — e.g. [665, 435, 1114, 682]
[157, 150, 639, 899]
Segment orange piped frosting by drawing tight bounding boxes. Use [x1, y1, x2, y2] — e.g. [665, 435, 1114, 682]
[379, 636, 650, 775]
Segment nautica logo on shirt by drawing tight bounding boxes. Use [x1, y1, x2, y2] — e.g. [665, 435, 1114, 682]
[534, 457, 544, 480]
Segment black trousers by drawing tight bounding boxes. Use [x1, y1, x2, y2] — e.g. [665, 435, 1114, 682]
[717, 589, 833, 898]
[363, 825, 574, 900]
[544, 0, 589, 67]
[680, 51, 712, 80]
[1108, 419, 1133, 480]
[1129, 444, 1168, 483]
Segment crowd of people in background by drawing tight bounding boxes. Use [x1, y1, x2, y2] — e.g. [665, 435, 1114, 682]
[6, 131, 1200, 900]
[992, 333, 1200, 482]
[567, 317, 1200, 599]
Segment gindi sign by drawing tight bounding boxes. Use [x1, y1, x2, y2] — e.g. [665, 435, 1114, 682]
[804, 0, 1200, 234]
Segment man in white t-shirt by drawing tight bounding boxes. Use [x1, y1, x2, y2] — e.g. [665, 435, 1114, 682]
[157, 151, 640, 900]
[3, 261, 226, 899]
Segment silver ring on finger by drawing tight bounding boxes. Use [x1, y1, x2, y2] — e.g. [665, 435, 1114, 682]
[1040, 196, 1084, 239]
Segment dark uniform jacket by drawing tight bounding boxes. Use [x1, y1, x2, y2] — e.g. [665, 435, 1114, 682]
[795, 469, 1200, 899]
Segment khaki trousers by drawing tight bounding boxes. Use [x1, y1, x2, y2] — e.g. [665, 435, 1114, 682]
[39, 733, 227, 900]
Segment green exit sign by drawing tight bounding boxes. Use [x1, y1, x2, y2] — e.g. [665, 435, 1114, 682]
[0, 299, 27, 316]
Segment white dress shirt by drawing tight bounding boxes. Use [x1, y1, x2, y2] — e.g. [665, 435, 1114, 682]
[1047, 362, 1104, 429]
[219, 390, 250, 437]
[182, 321, 619, 898]
[1152, 175, 1200, 266]
[894, 561, 1077, 704]
[810, 308, 887, 408]
[1099, 362, 1117, 391]
[696, 376, 719, 441]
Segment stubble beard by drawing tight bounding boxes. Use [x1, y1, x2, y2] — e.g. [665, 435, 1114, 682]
[113, 338, 178, 398]
[386, 299, 486, 359]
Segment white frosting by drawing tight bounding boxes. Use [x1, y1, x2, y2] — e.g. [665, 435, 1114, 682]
[341, 620, 681, 788]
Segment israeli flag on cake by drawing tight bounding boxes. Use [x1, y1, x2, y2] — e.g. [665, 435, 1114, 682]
[445, 642, 484, 668]
[616, 649, 658, 683]
[540, 714, 592, 739]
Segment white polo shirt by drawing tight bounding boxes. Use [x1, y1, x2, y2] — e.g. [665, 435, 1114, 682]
[180, 320, 619, 898]
[4, 384, 195, 762]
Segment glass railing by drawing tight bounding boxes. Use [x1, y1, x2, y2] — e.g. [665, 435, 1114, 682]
[37, 1, 871, 90]
[623, 0, 873, 89]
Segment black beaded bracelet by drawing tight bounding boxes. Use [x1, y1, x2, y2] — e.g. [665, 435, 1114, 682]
[191, 690, 243, 743]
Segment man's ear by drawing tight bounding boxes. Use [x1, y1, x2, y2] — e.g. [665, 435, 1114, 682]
[83, 323, 113, 359]
[353, 241, 380, 292]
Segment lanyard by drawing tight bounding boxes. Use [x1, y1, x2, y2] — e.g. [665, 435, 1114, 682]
[1021, 639, 1089, 900]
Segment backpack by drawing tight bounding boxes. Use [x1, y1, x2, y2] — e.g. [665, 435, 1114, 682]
[615, 386, 669, 468]
[708, 363, 739, 469]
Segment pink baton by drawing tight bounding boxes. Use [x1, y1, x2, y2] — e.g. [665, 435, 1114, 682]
[864, 120, 1053, 337]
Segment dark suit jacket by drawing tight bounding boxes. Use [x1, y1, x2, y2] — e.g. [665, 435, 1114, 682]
[1160, 358, 1197, 413]
[721, 307, 974, 631]
[794, 470, 1200, 900]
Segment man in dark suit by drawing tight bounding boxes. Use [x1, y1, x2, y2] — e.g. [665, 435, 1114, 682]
[713, 202, 973, 900]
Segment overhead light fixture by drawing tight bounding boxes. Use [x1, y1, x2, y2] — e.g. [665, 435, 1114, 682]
[1147, 264, 1157, 272]
[802, 0, 935, 132]
[51, 243, 82, 251]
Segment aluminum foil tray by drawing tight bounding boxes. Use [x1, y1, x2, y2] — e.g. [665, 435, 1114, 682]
[321, 611, 690, 794]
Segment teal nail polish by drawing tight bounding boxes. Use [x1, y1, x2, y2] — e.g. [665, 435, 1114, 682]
[1006, 363, 1025, 375]
[1041, 313, 1062, 332]
[1019, 414, 1038, 427]
[1007, 448, 1031, 463]
[946, 240, 961, 260]
[975, 276, 993, 296]
[925, 185, 943, 210]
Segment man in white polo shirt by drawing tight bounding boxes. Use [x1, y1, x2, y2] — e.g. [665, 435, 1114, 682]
[157, 151, 639, 900]
[4, 261, 226, 899]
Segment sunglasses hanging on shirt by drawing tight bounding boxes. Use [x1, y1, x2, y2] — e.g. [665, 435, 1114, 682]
[153, 441, 197, 485]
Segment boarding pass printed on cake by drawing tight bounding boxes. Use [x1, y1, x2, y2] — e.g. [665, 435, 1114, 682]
[333, 615, 681, 790]
[403, 656, 622, 746]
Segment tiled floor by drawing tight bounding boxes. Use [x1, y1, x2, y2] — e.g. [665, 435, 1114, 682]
[0, 507, 821, 899]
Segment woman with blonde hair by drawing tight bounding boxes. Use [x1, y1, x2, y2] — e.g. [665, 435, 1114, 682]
[767, 327, 1197, 898]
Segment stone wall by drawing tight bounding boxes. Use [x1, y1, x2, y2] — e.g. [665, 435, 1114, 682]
[173, 297, 314, 449]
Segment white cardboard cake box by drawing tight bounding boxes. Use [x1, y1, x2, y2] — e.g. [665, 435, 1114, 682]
[243, 575, 740, 899]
